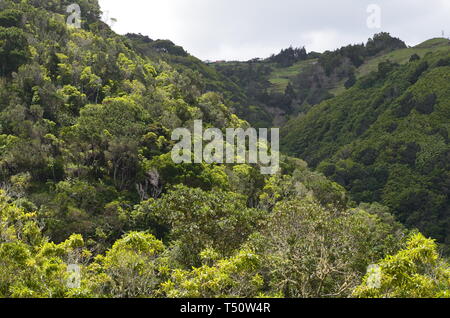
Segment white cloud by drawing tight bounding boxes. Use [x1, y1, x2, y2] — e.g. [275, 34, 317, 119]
[98, 0, 450, 61]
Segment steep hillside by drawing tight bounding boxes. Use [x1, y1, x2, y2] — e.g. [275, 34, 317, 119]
[282, 48, 450, 249]
[124, 33, 248, 106]
[0, 0, 251, 244]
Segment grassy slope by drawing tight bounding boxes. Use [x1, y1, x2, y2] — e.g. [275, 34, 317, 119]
[328, 38, 450, 96]
[268, 59, 318, 93]
[212, 59, 317, 94]
[357, 38, 450, 77]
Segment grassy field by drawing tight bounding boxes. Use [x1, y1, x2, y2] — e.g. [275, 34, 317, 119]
[330, 38, 450, 96]
[268, 59, 318, 93]
[328, 79, 347, 96]
[356, 38, 450, 77]
[268, 38, 449, 96]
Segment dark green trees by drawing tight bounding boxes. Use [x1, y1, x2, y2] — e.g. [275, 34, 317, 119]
[269, 46, 307, 67]
[0, 9, 23, 28]
[0, 27, 28, 76]
[366, 32, 407, 56]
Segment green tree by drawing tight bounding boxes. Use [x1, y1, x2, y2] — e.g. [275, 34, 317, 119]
[0, 9, 23, 28]
[0, 27, 29, 76]
[86, 232, 165, 298]
[0, 190, 91, 297]
[161, 248, 265, 298]
[251, 199, 404, 298]
[134, 185, 266, 267]
[353, 233, 450, 298]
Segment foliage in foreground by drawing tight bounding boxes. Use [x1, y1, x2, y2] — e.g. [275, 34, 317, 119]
[354, 233, 450, 298]
[4, 186, 449, 299]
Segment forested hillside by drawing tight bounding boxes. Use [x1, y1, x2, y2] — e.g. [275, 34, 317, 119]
[282, 47, 450, 251]
[0, 0, 449, 298]
[212, 31, 450, 253]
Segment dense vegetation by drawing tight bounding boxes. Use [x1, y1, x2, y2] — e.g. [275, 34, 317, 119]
[282, 48, 450, 252]
[214, 32, 449, 254]
[0, 0, 449, 298]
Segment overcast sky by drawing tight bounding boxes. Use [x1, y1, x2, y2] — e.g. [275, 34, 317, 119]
[98, 0, 450, 61]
